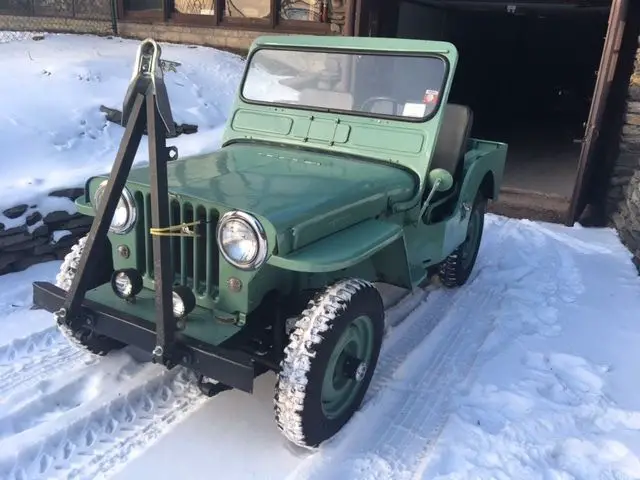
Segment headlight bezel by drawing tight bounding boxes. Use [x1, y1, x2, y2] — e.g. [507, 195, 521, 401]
[93, 179, 137, 235]
[216, 210, 268, 271]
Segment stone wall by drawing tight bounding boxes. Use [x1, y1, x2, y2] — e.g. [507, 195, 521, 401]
[608, 39, 640, 271]
[117, 22, 268, 52]
[0, 190, 92, 275]
[118, 9, 343, 52]
[0, 16, 113, 37]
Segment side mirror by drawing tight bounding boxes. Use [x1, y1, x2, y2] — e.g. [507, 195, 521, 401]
[428, 168, 454, 192]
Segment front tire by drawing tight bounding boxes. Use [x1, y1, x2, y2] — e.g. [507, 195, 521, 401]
[274, 278, 384, 448]
[55, 235, 125, 356]
[438, 192, 486, 287]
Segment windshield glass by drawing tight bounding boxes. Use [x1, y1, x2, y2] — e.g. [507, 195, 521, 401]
[241, 48, 447, 121]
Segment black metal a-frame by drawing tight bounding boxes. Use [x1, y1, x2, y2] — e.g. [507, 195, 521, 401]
[55, 39, 179, 368]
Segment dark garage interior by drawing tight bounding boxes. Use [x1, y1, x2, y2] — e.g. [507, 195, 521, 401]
[385, 0, 611, 206]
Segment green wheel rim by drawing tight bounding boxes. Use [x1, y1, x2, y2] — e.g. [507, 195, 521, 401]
[321, 315, 375, 420]
[461, 206, 481, 270]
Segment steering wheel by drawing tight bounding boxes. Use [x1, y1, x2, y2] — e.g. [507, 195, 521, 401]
[359, 96, 402, 115]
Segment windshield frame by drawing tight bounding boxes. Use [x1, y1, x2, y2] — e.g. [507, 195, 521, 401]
[238, 45, 451, 124]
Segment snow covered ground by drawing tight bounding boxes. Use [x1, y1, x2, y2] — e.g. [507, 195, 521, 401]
[0, 33, 244, 230]
[1, 32, 640, 480]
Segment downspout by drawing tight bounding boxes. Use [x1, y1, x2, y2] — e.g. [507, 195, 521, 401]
[344, 0, 356, 36]
[110, 0, 118, 35]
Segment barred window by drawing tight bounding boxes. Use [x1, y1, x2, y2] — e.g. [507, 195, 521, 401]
[118, 0, 330, 27]
[279, 0, 323, 21]
[224, 0, 270, 18]
[173, 0, 216, 15]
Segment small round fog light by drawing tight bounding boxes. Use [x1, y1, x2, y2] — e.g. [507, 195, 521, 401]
[111, 268, 143, 299]
[172, 286, 196, 318]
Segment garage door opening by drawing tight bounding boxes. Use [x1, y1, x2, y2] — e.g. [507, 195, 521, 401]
[388, 1, 610, 205]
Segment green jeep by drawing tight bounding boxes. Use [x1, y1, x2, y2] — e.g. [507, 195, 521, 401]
[32, 35, 507, 448]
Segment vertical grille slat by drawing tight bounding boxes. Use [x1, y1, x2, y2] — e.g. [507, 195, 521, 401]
[130, 189, 219, 301]
[206, 209, 213, 296]
[194, 206, 206, 294]
[180, 202, 187, 285]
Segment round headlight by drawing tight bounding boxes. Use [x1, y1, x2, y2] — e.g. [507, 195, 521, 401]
[216, 211, 267, 270]
[93, 180, 137, 234]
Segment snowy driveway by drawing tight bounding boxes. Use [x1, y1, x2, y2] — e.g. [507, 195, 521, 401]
[0, 215, 639, 480]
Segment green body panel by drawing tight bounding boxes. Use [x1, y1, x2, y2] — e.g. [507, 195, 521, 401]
[74, 34, 507, 340]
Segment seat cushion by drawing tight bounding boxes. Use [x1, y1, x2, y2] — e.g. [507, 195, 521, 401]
[429, 103, 474, 183]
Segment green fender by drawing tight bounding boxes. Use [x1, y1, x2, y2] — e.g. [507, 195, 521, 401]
[459, 146, 505, 205]
[75, 196, 94, 216]
[440, 146, 506, 254]
[267, 219, 412, 288]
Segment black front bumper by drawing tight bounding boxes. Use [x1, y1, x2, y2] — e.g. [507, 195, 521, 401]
[33, 281, 256, 393]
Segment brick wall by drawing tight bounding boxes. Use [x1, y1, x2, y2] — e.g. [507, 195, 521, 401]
[608, 38, 640, 271]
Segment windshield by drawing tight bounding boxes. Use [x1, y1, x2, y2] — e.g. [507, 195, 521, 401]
[241, 48, 448, 121]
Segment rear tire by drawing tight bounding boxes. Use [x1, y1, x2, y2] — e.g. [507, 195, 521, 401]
[55, 235, 125, 356]
[438, 192, 486, 287]
[274, 278, 384, 448]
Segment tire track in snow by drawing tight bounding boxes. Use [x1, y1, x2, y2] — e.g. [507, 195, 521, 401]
[289, 216, 518, 480]
[0, 347, 89, 402]
[0, 350, 206, 480]
[410, 221, 586, 480]
[0, 327, 91, 401]
[0, 326, 64, 366]
[363, 215, 515, 408]
[50, 367, 206, 480]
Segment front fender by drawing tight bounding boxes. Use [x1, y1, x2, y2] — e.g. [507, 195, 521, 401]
[267, 219, 411, 288]
[75, 196, 95, 216]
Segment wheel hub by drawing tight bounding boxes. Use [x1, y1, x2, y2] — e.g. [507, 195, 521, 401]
[343, 355, 368, 382]
[355, 361, 368, 382]
[321, 315, 375, 419]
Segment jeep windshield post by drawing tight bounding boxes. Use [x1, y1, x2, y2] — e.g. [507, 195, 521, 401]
[241, 47, 448, 121]
[54, 39, 179, 368]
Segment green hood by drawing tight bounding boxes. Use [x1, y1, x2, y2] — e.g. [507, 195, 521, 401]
[127, 142, 416, 240]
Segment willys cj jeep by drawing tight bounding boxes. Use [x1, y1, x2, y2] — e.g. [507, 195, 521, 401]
[32, 35, 507, 448]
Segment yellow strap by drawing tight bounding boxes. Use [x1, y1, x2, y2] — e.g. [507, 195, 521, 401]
[149, 220, 201, 237]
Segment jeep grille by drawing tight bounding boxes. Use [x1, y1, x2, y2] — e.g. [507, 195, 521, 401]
[133, 191, 220, 297]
